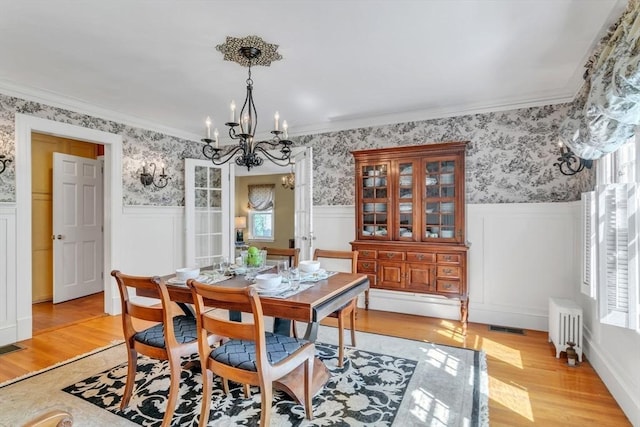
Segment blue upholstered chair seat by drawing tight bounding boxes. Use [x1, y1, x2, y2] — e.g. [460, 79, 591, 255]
[134, 315, 198, 348]
[210, 332, 308, 371]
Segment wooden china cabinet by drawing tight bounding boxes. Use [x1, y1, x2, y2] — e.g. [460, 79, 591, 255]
[350, 142, 470, 333]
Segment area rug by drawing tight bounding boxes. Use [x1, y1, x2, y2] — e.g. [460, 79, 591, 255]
[0, 328, 488, 426]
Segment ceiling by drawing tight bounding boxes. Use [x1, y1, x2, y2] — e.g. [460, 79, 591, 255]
[0, 0, 627, 142]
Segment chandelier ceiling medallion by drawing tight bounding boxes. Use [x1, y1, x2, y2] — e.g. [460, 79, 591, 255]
[201, 35, 292, 171]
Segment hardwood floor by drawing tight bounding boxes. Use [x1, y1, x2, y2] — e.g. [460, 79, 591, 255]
[1, 294, 631, 426]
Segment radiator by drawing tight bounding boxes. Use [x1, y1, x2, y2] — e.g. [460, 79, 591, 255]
[548, 297, 583, 362]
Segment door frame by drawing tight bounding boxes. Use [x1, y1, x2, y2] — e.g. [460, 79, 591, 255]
[15, 114, 123, 341]
[230, 146, 311, 258]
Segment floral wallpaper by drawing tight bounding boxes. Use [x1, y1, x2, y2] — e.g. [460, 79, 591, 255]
[298, 104, 593, 205]
[0, 91, 591, 206]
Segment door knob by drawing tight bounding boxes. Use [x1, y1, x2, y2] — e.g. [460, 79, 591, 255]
[56, 234, 63, 240]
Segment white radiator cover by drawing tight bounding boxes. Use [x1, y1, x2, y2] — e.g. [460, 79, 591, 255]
[548, 297, 584, 362]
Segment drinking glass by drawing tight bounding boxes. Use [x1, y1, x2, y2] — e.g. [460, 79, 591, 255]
[289, 268, 300, 291]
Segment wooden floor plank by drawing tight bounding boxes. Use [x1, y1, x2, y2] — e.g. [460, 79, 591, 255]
[0, 294, 631, 426]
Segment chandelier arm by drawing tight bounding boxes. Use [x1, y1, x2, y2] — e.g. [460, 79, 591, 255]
[253, 145, 293, 166]
[203, 143, 247, 166]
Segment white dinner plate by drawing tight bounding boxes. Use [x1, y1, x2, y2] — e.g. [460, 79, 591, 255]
[167, 275, 211, 285]
[255, 282, 290, 295]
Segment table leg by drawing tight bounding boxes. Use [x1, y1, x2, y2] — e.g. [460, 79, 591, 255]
[273, 357, 330, 406]
[303, 322, 319, 341]
[176, 302, 195, 317]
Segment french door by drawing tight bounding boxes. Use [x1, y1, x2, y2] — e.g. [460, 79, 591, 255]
[185, 159, 230, 268]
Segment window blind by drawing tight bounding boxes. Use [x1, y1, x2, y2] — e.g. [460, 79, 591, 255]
[597, 183, 638, 329]
[582, 191, 597, 298]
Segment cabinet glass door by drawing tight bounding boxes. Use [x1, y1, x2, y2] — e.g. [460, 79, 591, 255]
[397, 161, 414, 239]
[361, 163, 389, 238]
[424, 158, 456, 240]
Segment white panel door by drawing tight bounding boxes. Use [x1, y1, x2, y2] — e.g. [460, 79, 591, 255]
[294, 148, 314, 260]
[53, 153, 103, 303]
[185, 159, 230, 268]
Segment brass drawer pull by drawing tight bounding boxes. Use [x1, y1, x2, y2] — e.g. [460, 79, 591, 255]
[443, 255, 454, 261]
[444, 282, 452, 289]
[417, 254, 425, 260]
[363, 262, 371, 268]
[386, 253, 395, 259]
[362, 251, 371, 256]
[443, 268, 454, 275]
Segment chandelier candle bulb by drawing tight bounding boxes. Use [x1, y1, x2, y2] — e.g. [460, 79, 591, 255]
[205, 116, 212, 139]
[213, 128, 219, 147]
[230, 101, 236, 123]
[282, 120, 288, 138]
[274, 111, 280, 130]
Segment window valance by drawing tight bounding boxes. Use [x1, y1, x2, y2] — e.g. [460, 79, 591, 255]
[561, 0, 640, 160]
[248, 184, 275, 211]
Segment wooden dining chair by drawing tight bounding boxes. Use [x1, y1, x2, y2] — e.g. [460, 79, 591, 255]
[261, 246, 300, 268]
[111, 270, 222, 427]
[21, 410, 73, 427]
[187, 279, 315, 427]
[312, 249, 359, 367]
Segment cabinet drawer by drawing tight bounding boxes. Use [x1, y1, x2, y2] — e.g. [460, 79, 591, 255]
[436, 279, 461, 294]
[358, 260, 377, 273]
[358, 249, 377, 259]
[437, 253, 461, 264]
[437, 265, 460, 278]
[407, 252, 435, 263]
[378, 251, 406, 261]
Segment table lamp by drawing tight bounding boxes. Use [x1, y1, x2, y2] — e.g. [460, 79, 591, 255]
[234, 216, 247, 243]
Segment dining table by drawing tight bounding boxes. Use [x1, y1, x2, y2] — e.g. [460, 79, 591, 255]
[138, 267, 370, 406]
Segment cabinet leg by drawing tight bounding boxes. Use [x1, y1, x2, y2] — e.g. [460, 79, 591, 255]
[365, 289, 369, 310]
[460, 298, 469, 335]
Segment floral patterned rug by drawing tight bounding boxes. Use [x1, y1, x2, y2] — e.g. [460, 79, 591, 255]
[63, 342, 416, 426]
[1, 328, 488, 426]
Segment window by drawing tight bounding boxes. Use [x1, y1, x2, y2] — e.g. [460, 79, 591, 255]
[247, 184, 275, 242]
[589, 136, 639, 330]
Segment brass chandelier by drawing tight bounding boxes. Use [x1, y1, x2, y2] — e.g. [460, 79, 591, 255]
[201, 36, 292, 171]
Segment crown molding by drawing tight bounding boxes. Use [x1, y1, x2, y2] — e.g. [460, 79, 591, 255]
[0, 79, 202, 143]
[0, 78, 575, 142]
[289, 93, 575, 138]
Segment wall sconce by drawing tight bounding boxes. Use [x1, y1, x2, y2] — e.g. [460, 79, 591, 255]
[140, 162, 171, 188]
[0, 154, 12, 175]
[281, 162, 295, 190]
[554, 142, 593, 176]
[234, 216, 247, 243]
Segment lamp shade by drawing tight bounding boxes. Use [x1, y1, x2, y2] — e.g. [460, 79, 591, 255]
[234, 216, 247, 229]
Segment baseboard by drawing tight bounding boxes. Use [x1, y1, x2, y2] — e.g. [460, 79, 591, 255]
[584, 333, 640, 425]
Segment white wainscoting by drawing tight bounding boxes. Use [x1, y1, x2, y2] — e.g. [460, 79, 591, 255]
[0, 202, 580, 343]
[0, 204, 17, 345]
[314, 202, 580, 331]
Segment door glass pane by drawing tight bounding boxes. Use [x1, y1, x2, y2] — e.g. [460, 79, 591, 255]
[424, 159, 456, 240]
[195, 166, 207, 187]
[361, 163, 389, 237]
[209, 189, 221, 208]
[193, 165, 224, 267]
